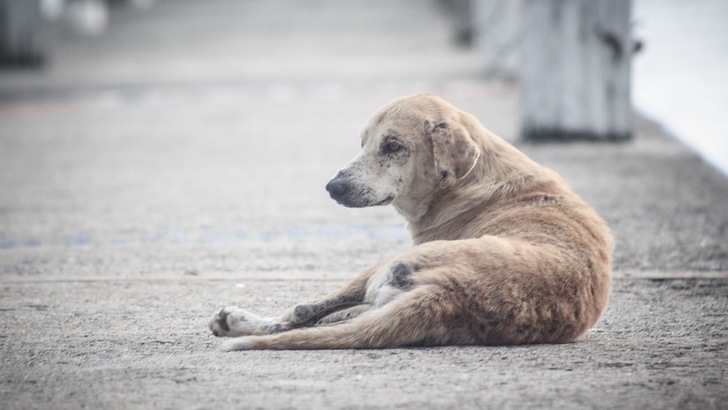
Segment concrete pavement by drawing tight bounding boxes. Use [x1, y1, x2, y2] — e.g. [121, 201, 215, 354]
[1, 0, 726, 408]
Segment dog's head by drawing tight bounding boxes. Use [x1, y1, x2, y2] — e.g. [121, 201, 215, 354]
[325, 94, 481, 212]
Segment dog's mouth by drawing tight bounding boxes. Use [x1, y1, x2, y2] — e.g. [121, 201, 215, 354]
[373, 196, 394, 206]
[336, 195, 393, 208]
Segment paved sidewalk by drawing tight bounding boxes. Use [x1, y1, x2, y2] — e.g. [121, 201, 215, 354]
[0, 0, 726, 408]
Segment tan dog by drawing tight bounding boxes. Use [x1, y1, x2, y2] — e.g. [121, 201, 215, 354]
[209, 94, 613, 351]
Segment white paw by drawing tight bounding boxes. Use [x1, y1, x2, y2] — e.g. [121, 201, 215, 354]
[208, 306, 271, 337]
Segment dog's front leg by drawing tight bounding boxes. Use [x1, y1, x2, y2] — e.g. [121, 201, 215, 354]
[209, 307, 292, 337]
[210, 265, 380, 337]
[279, 265, 380, 325]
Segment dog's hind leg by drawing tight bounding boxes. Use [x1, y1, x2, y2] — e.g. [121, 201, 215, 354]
[222, 285, 464, 350]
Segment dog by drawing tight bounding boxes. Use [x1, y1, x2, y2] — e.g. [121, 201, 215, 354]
[209, 94, 613, 351]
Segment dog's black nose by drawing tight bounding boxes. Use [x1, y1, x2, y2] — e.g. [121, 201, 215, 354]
[326, 178, 349, 199]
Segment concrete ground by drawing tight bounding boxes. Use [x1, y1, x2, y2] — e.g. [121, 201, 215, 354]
[1, 0, 726, 408]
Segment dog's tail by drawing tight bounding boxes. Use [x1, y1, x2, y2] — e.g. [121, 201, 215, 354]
[222, 286, 454, 350]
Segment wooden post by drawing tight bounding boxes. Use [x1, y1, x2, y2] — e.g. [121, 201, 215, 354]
[520, 0, 632, 141]
[437, 0, 474, 46]
[0, 0, 47, 65]
[473, 0, 521, 80]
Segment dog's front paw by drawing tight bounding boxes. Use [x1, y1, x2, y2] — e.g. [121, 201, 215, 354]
[209, 306, 270, 337]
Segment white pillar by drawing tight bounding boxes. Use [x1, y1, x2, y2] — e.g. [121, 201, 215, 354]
[520, 0, 633, 141]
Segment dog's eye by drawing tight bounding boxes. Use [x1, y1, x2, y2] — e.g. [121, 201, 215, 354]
[383, 140, 403, 154]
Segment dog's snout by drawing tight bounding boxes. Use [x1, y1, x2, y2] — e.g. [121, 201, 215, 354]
[326, 177, 349, 199]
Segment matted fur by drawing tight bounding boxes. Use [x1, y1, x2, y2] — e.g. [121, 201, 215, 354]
[209, 94, 613, 350]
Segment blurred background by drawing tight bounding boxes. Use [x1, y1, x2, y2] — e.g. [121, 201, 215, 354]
[0, 0, 726, 278]
[2, 0, 726, 167]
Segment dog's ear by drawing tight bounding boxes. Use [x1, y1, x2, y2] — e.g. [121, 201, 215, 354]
[427, 121, 480, 188]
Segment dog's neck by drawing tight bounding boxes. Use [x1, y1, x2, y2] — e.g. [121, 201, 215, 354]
[397, 134, 561, 244]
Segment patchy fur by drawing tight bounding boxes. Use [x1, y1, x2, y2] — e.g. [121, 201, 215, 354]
[210, 94, 613, 350]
